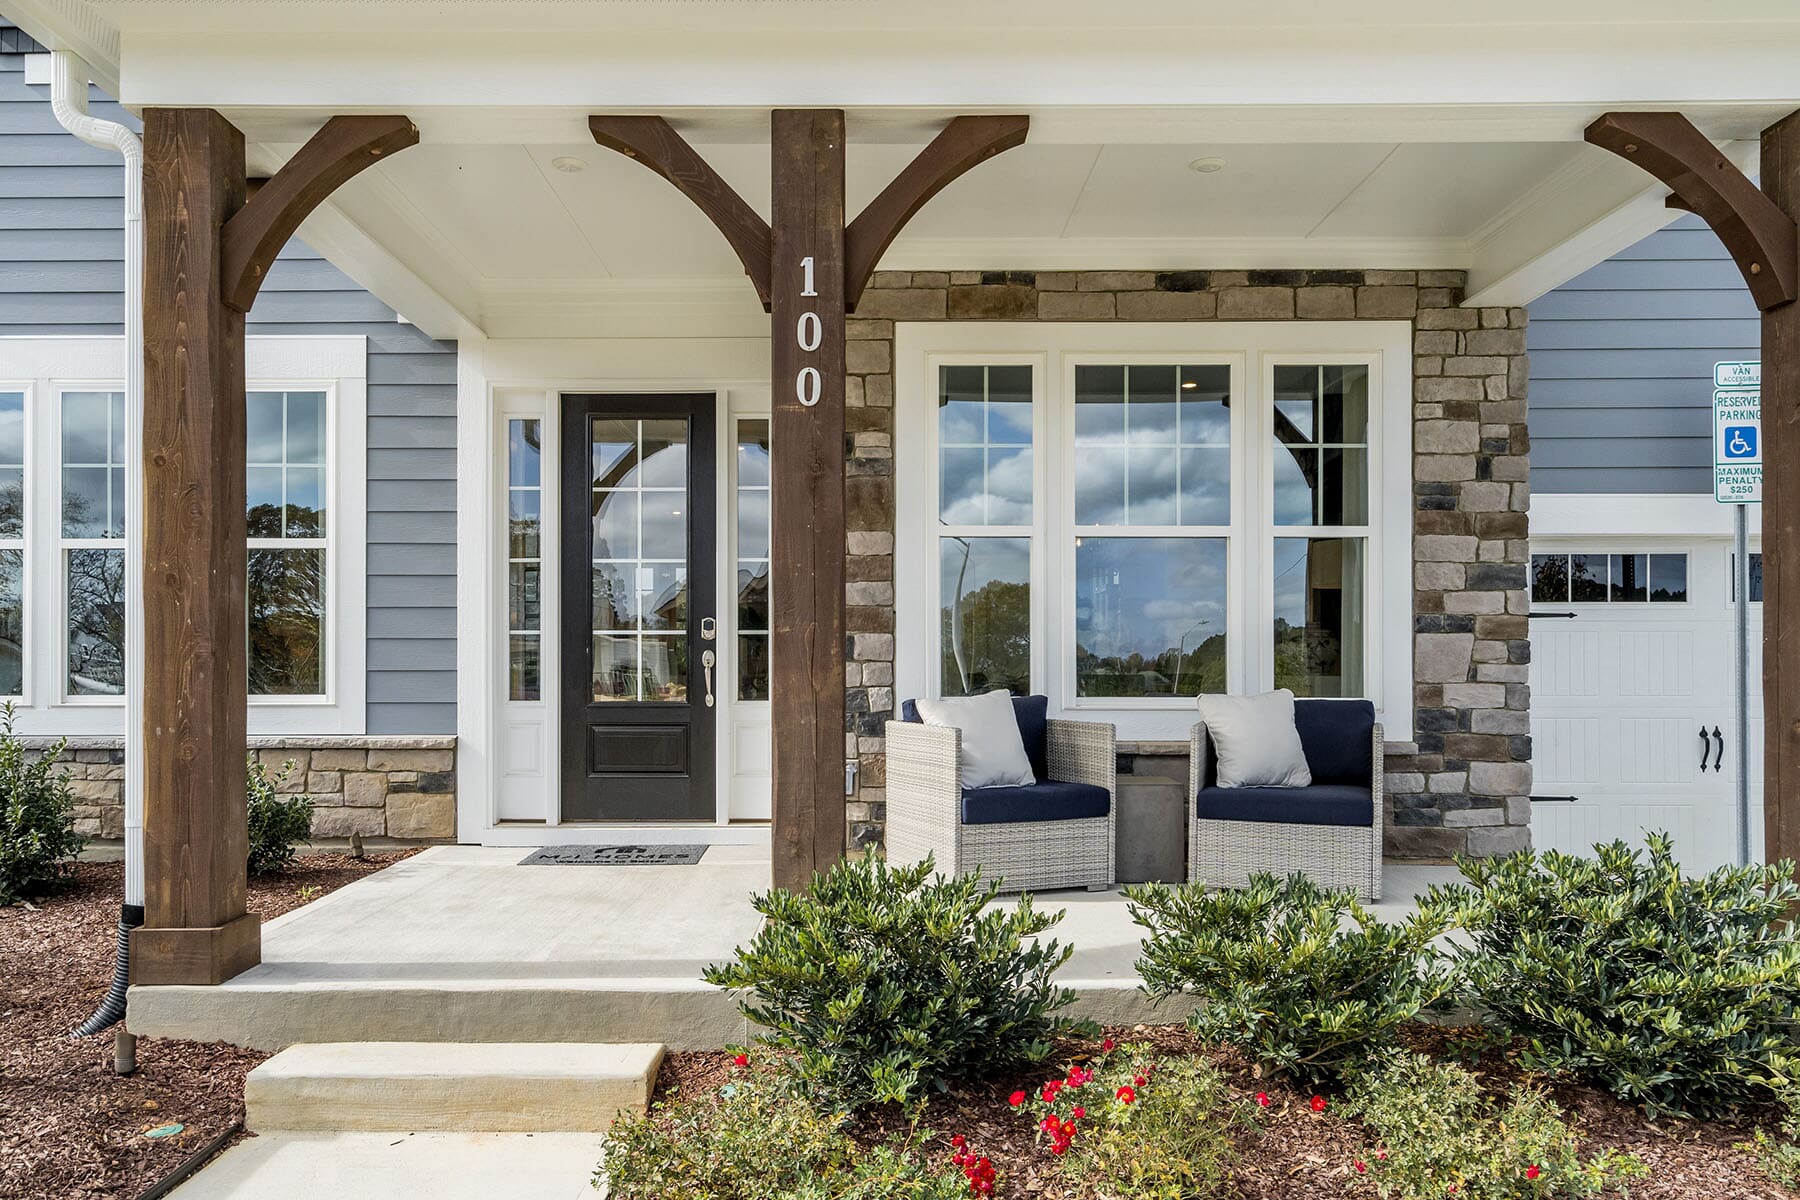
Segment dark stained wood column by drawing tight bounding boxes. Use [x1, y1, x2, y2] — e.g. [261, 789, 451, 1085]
[1763, 110, 1800, 868]
[134, 108, 258, 985]
[133, 112, 417, 984]
[768, 110, 849, 890]
[1587, 110, 1800, 869]
[591, 111, 1026, 889]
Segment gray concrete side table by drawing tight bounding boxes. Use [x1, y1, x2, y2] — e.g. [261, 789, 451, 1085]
[1114, 774, 1188, 884]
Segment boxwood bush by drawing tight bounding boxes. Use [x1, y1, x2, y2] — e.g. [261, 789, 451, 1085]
[1427, 834, 1800, 1117]
[1127, 873, 1453, 1082]
[0, 705, 84, 905]
[702, 855, 1079, 1110]
[246, 755, 313, 877]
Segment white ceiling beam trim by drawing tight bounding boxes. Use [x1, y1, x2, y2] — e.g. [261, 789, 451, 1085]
[116, 27, 1800, 113]
[1462, 140, 1762, 308]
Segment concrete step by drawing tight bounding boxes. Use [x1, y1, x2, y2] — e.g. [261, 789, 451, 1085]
[245, 1041, 664, 1134]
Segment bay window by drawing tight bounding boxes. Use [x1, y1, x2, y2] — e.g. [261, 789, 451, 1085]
[899, 323, 1411, 740]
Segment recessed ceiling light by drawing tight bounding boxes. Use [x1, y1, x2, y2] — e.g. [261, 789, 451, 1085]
[551, 155, 588, 174]
[1188, 156, 1227, 174]
[1181, 381, 1199, 389]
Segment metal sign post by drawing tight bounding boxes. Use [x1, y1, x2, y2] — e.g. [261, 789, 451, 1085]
[1715, 360, 1761, 865]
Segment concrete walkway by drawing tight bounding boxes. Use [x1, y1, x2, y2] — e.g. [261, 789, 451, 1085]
[168, 1131, 606, 1199]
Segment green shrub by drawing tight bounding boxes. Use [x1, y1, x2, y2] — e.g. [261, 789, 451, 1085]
[0, 704, 84, 905]
[1015, 1042, 1254, 1198]
[1744, 1089, 1800, 1191]
[1126, 873, 1453, 1082]
[701, 855, 1079, 1110]
[595, 1066, 971, 1200]
[246, 756, 312, 877]
[1345, 1050, 1644, 1200]
[1427, 834, 1800, 1117]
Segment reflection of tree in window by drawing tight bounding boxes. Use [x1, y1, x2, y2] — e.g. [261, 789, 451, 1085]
[66, 547, 124, 695]
[940, 536, 1030, 695]
[249, 547, 324, 694]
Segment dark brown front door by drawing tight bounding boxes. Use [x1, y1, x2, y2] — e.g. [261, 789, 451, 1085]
[560, 394, 717, 821]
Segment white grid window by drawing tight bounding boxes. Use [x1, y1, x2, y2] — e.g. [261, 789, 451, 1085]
[60, 391, 125, 698]
[507, 418, 543, 701]
[0, 391, 21, 698]
[735, 418, 770, 702]
[246, 390, 328, 696]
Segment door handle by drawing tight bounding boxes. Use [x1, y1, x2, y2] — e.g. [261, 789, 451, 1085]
[1712, 726, 1725, 772]
[701, 648, 716, 708]
[1699, 726, 1712, 772]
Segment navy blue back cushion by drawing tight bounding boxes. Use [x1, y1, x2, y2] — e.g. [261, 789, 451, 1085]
[1292, 699, 1375, 785]
[899, 694, 1050, 783]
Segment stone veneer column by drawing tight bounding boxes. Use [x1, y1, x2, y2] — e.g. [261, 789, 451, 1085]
[841, 270, 1531, 858]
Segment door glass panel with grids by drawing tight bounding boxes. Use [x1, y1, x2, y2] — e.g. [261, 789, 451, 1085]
[561, 395, 716, 821]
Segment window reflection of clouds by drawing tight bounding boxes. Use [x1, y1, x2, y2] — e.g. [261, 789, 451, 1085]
[1075, 538, 1227, 697]
[939, 365, 1033, 527]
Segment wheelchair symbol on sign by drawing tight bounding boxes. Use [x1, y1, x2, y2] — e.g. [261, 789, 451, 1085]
[1725, 425, 1758, 459]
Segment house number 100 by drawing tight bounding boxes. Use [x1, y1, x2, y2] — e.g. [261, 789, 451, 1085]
[795, 256, 822, 407]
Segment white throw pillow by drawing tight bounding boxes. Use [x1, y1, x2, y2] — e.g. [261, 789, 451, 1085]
[1196, 689, 1313, 789]
[915, 690, 1037, 791]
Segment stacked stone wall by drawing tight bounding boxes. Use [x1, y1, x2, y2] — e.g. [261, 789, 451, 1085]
[839, 268, 1531, 858]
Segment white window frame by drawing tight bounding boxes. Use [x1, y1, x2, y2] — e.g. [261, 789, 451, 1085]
[0, 335, 367, 737]
[55, 385, 129, 705]
[896, 321, 1415, 742]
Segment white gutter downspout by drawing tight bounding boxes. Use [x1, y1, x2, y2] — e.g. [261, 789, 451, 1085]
[50, 51, 144, 1069]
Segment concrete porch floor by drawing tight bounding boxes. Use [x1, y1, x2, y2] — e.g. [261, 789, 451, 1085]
[127, 846, 1461, 1052]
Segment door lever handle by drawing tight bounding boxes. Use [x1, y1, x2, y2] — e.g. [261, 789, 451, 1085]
[701, 648, 716, 708]
[1699, 726, 1712, 772]
[1712, 726, 1725, 772]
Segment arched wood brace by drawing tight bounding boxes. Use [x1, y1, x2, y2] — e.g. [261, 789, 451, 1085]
[1585, 112, 1798, 311]
[220, 115, 418, 313]
[589, 113, 1030, 313]
[844, 115, 1030, 311]
[589, 115, 776, 309]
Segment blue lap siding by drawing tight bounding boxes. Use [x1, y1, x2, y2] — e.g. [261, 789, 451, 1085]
[0, 35, 457, 733]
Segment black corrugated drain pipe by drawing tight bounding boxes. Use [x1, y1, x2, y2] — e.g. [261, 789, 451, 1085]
[73, 902, 143, 1042]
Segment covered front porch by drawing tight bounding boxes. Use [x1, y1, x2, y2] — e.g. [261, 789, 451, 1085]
[6, 0, 1800, 998]
[125, 844, 1460, 1051]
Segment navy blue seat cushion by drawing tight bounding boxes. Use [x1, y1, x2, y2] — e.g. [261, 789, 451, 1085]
[961, 780, 1111, 826]
[1198, 698, 1375, 789]
[900, 694, 1050, 783]
[1195, 783, 1373, 828]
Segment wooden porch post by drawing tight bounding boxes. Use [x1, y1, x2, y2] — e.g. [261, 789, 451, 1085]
[133, 111, 418, 984]
[1585, 110, 1800, 869]
[590, 112, 1027, 889]
[768, 110, 849, 890]
[134, 108, 258, 985]
[1762, 111, 1800, 868]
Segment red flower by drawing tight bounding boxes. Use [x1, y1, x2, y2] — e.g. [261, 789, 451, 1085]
[1101, 1037, 1115, 1052]
[731, 1053, 748, 1068]
[1042, 1081, 1062, 1103]
[1309, 1095, 1327, 1112]
[1254, 1092, 1271, 1107]
[1355, 1160, 1367, 1174]
[1041, 1116, 1059, 1133]
[1072, 1106, 1086, 1119]
[1116, 1085, 1136, 1105]
[1133, 1074, 1147, 1087]
[1377, 1149, 1388, 1161]
[1009, 1090, 1026, 1107]
[1525, 1165, 1541, 1181]
[951, 1134, 965, 1149]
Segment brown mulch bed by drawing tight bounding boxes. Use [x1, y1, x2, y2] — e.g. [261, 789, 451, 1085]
[0, 852, 416, 1200]
[651, 1027, 1798, 1199]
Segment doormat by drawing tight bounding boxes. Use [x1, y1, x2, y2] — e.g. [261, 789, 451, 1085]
[519, 844, 708, 866]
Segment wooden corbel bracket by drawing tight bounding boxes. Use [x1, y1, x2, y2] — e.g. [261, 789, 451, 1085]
[1585, 112, 1797, 311]
[221, 115, 418, 313]
[591, 112, 1029, 313]
[843, 114, 1030, 311]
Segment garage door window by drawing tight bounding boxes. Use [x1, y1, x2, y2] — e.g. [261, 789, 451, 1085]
[1532, 552, 1687, 604]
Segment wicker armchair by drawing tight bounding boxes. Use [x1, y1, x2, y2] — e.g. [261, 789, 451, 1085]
[885, 714, 1116, 894]
[1188, 699, 1383, 901]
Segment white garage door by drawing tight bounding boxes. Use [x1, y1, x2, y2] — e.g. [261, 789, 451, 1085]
[1527, 542, 1761, 871]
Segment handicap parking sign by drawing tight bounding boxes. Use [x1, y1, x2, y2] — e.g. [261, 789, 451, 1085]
[1713, 365, 1761, 503]
[1724, 424, 1758, 460]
